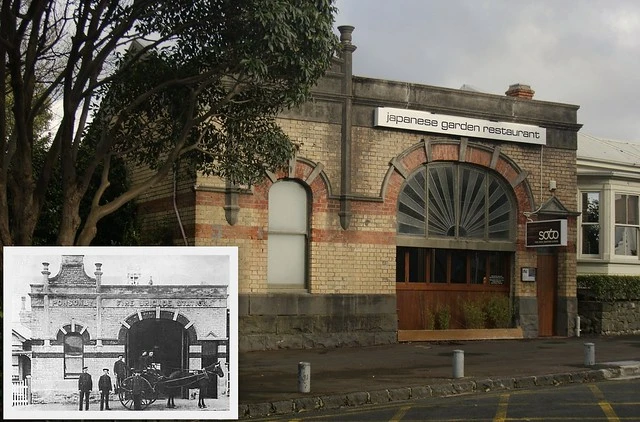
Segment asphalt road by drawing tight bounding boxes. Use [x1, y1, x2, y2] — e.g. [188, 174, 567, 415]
[252, 377, 640, 421]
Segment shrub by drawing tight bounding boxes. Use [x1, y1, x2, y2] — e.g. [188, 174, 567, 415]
[424, 310, 435, 330]
[484, 295, 511, 328]
[578, 275, 640, 302]
[461, 298, 486, 329]
[435, 305, 451, 330]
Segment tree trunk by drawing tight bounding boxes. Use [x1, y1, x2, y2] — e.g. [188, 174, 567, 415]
[56, 189, 83, 246]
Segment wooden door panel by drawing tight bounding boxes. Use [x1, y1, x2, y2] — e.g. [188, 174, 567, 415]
[537, 253, 557, 336]
[396, 286, 509, 330]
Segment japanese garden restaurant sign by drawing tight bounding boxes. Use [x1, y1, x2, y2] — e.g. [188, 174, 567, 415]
[374, 107, 546, 145]
[526, 219, 568, 247]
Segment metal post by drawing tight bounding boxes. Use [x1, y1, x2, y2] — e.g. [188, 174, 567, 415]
[584, 342, 595, 366]
[453, 350, 464, 378]
[576, 315, 581, 337]
[298, 362, 310, 393]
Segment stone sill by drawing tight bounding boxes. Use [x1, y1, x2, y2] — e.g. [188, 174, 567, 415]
[398, 327, 524, 342]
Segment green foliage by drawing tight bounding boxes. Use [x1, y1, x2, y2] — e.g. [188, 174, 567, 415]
[484, 295, 511, 328]
[101, 0, 340, 187]
[2, 0, 339, 246]
[424, 310, 435, 330]
[435, 305, 451, 330]
[461, 298, 486, 329]
[31, 127, 138, 246]
[578, 275, 640, 301]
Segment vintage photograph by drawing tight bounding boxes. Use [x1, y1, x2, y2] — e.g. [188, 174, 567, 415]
[4, 246, 238, 420]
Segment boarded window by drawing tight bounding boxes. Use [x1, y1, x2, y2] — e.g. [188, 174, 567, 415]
[64, 333, 83, 378]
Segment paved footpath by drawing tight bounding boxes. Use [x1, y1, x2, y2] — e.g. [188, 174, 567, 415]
[238, 335, 640, 419]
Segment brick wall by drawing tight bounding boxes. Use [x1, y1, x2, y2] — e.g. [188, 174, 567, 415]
[130, 54, 580, 347]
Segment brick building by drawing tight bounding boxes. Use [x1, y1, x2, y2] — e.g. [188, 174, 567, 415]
[21, 254, 229, 403]
[134, 26, 583, 351]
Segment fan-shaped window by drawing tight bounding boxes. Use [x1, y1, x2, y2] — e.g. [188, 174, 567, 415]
[398, 163, 514, 242]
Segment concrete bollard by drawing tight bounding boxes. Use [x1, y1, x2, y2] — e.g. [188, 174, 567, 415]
[298, 361, 311, 393]
[584, 342, 595, 366]
[453, 349, 464, 378]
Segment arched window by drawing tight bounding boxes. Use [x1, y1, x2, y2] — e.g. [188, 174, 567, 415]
[267, 180, 309, 289]
[64, 333, 84, 378]
[396, 163, 515, 285]
[398, 163, 514, 241]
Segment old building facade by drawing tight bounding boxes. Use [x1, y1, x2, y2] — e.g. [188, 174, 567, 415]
[133, 26, 583, 351]
[22, 255, 229, 403]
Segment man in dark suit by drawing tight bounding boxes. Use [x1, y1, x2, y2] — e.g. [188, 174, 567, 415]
[78, 366, 92, 411]
[98, 368, 112, 410]
[113, 355, 126, 391]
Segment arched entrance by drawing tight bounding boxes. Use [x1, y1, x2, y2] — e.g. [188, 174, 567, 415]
[395, 161, 516, 329]
[118, 310, 218, 398]
[126, 319, 188, 377]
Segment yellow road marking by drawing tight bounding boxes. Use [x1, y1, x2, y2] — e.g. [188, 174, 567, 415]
[389, 404, 411, 422]
[588, 384, 620, 422]
[493, 393, 510, 422]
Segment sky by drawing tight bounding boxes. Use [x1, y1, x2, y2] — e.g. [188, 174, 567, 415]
[334, 0, 640, 142]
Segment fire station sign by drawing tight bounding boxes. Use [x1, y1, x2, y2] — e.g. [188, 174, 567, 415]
[526, 219, 567, 247]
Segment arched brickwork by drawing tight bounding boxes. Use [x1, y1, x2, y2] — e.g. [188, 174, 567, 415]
[117, 310, 197, 344]
[382, 138, 535, 218]
[258, 157, 332, 211]
[54, 321, 91, 345]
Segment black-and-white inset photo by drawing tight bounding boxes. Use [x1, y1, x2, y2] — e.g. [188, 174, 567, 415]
[4, 246, 238, 420]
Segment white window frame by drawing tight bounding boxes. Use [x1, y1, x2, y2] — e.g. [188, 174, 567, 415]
[267, 180, 309, 290]
[614, 193, 639, 257]
[579, 190, 601, 258]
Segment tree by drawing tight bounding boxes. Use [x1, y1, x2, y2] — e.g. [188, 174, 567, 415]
[1, 0, 339, 247]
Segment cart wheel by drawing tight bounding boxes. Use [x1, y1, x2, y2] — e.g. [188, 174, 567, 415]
[139, 377, 157, 409]
[118, 377, 135, 410]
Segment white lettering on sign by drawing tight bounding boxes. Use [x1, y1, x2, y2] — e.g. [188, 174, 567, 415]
[526, 219, 568, 247]
[374, 107, 546, 145]
[538, 229, 560, 241]
[114, 299, 214, 307]
[50, 298, 96, 307]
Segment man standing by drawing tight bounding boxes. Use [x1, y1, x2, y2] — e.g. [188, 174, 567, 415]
[113, 355, 126, 391]
[98, 368, 112, 410]
[78, 366, 92, 411]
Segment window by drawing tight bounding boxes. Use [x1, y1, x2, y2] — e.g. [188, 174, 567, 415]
[398, 163, 514, 241]
[396, 163, 514, 286]
[267, 180, 309, 288]
[64, 333, 84, 378]
[396, 247, 511, 285]
[580, 192, 600, 255]
[614, 194, 639, 256]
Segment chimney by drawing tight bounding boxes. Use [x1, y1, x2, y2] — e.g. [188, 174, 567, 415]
[505, 83, 534, 100]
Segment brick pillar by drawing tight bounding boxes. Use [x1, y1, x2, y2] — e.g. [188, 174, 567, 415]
[338, 25, 357, 229]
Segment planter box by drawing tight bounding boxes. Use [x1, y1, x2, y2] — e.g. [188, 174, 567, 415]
[398, 327, 524, 342]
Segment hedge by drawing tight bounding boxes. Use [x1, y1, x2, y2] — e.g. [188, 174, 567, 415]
[577, 275, 640, 301]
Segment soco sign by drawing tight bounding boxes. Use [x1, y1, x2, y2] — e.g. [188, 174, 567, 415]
[526, 219, 567, 247]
